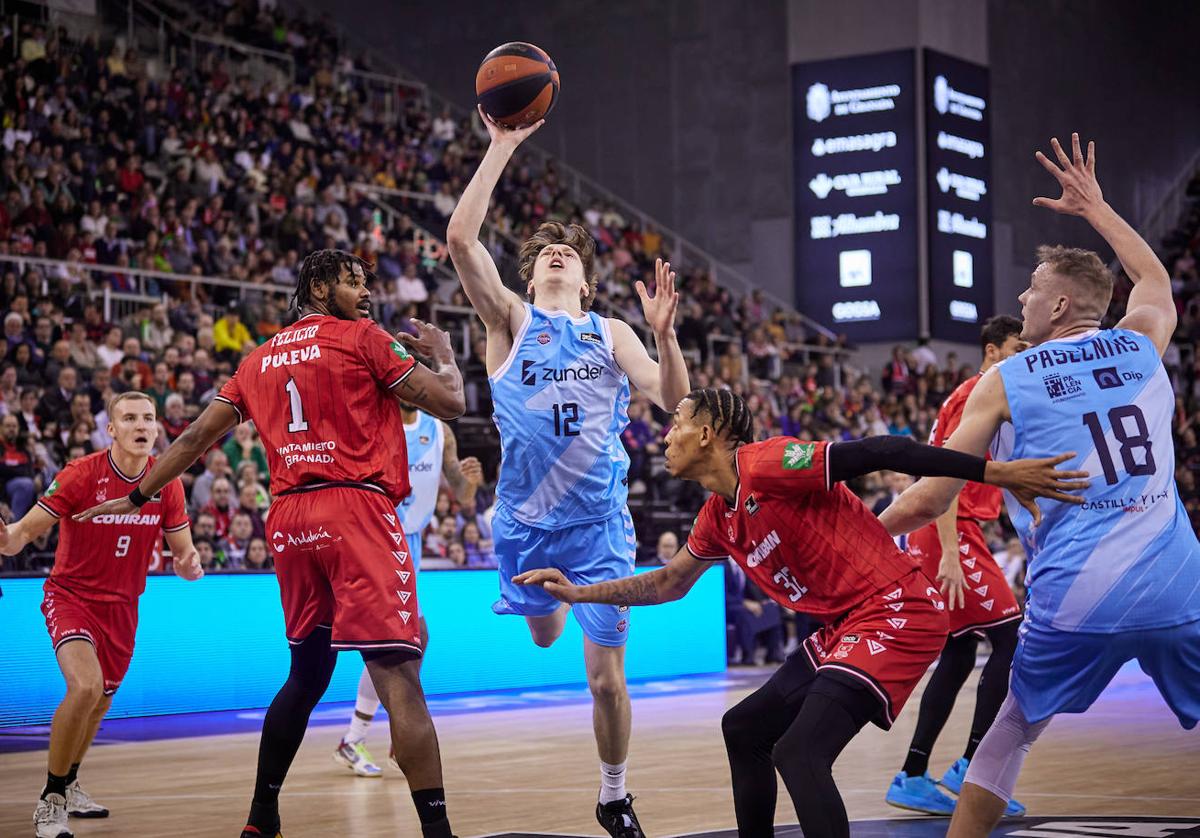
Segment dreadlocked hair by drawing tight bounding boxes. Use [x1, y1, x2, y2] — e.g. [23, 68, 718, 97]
[292, 249, 375, 310]
[686, 387, 755, 446]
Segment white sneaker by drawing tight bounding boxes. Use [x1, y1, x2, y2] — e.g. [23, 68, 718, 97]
[33, 794, 73, 838]
[332, 739, 382, 777]
[65, 781, 108, 818]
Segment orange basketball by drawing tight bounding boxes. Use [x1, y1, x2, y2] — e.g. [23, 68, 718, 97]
[475, 42, 560, 129]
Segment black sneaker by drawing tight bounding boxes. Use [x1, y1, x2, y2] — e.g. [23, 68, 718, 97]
[596, 794, 645, 838]
[239, 823, 281, 838]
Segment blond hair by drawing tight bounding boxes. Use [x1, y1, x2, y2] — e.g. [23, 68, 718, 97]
[107, 390, 155, 416]
[1036, 244, 1114, 320]
[517, 222, 598, 311]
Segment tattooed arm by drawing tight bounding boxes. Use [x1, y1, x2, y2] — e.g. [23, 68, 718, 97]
[513, 547, 710, 605]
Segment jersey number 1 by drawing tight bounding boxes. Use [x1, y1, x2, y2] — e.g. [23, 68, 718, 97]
[1082, 404, 1155, 485]
[285, 378, 309, 432]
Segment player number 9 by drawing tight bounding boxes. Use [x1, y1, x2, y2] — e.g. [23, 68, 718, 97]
[115, 535, 131, 558]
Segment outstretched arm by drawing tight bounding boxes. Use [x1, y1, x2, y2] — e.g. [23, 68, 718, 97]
[74, 401, 240, 522]
[878, 370, 1088, 534]
[514, 546, 710, 606]
[445, 108, 541, 329]
[0, 505, 57, 556]
[1033, 133, 1174, 355]
[611, 258, 690, 411]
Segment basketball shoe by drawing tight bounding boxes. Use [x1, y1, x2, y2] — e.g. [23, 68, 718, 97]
[33, 793, 72, 838]
[64, 781, 108, 818]
[885, 772, 957, 815]
[332, 739, 382, 777]
[239, 825, 282, 838]
[940, 757, 1026, 816]
[596, 793, 644, 838]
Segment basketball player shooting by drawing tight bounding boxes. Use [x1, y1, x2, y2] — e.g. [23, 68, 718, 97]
[446, 107, 690, 837]
[0, 391, 200, 838]
[75, 251, 467, 838]
[877, 134, 1200, 837]
[515, 386, 1088, 837]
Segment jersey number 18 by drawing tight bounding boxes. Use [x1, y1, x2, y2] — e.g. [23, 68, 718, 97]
[1082, 404, 1155, 485]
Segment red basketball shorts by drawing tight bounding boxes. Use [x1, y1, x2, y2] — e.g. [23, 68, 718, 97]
[801, 568, 949, 728]
[909, 518, 1022, 636]
[42, 581, 137, 696]
[267, 485, 422, 656]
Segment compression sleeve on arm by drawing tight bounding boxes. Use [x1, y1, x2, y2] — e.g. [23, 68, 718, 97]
[828, 435, 987, 484]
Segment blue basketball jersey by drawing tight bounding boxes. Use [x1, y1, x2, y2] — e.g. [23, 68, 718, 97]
[397, 411, 443, 537]
[993, 328, 1200, 633]
[489, 304, 631, 530]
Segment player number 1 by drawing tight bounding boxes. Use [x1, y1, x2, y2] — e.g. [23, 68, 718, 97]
[115, 535, 130, 558]
[285, 377, 309, 432]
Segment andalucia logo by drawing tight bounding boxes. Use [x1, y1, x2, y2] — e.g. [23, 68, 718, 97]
[783, 443, 815, 470]
[45, 480, 59, 497]
[390, 341, 410, 361]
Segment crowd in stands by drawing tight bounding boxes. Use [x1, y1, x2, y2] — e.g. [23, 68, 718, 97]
[1, 5, 1198, 588]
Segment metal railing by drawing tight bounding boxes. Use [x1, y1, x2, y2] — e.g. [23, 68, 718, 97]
[126, 0, 294, 86]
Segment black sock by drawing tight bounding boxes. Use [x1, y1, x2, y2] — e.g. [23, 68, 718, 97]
[42, 771, 68, 800]
[246, 800, 280, 830]
[65, 763, 80, 786]
[411, 788, 451, 837]
[901, 746, 931, 778]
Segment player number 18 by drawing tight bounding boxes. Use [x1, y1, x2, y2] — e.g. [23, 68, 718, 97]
[1082, 404, 1155, 485]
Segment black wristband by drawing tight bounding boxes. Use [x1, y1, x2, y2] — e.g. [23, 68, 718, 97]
[128, 486, 149, 508]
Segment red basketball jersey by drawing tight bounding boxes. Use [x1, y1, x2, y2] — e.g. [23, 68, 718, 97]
[37, 450, 189, 603]
[686, 437, 920, 620]
[216, 314, 417, 503]
[929, 373, 1001, 521]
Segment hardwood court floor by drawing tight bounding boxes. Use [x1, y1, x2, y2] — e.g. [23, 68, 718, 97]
[1, 665, 1196, 837]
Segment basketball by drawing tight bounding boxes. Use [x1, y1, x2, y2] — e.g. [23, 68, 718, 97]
[475, 41, 560, 129]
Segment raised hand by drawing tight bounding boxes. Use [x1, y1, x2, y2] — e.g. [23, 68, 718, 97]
[396, 319, 455, 365]
[459, 456, 484, 488]
[512, 567, 579, 603]
[478, 105, 544, 150]
[636, 258, 680, 337]
[1033, 133, 1103, 218]
[173, 547, 205, 581]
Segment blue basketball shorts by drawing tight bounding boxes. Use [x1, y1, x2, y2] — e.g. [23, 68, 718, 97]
[1010, 618, 1200, 729]
[492, 503, 637, 647]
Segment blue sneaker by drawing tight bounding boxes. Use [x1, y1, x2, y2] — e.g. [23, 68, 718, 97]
[940, 758, 1026, 816]
[885, 772, 957, 815]
[940, 757, 970, 794]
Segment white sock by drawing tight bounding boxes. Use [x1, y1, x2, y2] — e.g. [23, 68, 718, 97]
[344, 668, 380, 743]
[599, 760, 627, 805]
